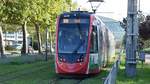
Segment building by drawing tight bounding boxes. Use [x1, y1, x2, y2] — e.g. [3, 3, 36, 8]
[3, 32, 29, 46]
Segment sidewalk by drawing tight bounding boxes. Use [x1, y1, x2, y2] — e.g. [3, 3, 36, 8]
[145, 54, 150, 64]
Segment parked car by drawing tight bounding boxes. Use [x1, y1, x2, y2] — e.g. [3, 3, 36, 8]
[42, 44, 55, 53]
[12, 44, 22, 50]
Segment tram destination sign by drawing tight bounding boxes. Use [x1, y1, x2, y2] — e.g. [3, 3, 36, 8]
[61, 19, 89, 24]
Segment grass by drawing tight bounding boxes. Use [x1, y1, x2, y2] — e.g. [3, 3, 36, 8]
[3, 52, 150, 84]
[0, 58, 56, 84]
[0, 54, 47, 64]
[117, 55, 150, 84]
[0, 61, 46, 75]
[0, 55, 112, 84]
[144, 48, 150, 54]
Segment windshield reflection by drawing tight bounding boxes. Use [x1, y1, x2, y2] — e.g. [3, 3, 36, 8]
[58, 24, 89, 53]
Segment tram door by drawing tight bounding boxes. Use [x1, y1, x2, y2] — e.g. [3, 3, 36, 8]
[89, 25, 99, 71]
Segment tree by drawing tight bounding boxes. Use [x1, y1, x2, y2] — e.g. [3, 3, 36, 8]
[139, 15, 150, 40]
[0, 0, 76, 55]
[0, 0, 5, 57]
[138, 11, 145, 23]
[1, 0, 31, 54]
[28, 0, 73, 54]
[28, 0, 46, 54]
[0, 26, 5, 58]
[139, 15, 150, 49]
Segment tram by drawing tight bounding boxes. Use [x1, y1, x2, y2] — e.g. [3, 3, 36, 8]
[55, 11, 115, 75]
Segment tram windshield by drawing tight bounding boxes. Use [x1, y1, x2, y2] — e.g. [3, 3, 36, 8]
[58, 18, 90, 53]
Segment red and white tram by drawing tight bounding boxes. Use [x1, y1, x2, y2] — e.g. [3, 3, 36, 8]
[55, 11, 115, 75]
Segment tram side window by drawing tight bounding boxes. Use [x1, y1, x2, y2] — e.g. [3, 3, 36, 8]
[100, 31, 103, 50]
[90, 26, 98, 53]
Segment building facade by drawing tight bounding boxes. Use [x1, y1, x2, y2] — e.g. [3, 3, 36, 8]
[3, 32, 29, 46]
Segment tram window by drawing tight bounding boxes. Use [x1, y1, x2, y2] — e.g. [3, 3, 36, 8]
[100, 31, 103, 49]
[90, 26, 98, 53]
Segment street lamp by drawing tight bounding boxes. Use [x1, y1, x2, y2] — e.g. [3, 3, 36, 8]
[88, 0, 104, 13]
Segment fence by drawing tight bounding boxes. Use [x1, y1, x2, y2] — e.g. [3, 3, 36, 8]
[104, 48, 123, 84]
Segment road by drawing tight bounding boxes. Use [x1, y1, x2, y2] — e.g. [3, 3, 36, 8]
[145, 54, 150, 64]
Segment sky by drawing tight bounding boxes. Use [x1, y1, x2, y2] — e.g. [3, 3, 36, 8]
[72, 0, 150, 21]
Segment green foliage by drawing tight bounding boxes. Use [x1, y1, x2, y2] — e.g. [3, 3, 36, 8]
[143, 40, 150, 48]
[138, 15, 150, 50]
[117, 56, 150, 84]
[1, 0, 28, 24]
[0, 0, 74, 30]
[139, 15, 150, 40]
[143, 48, 150, 54]
[0, 0, 77, 46]
[138, 11, 145, 23]
[0, 57, 110, 84]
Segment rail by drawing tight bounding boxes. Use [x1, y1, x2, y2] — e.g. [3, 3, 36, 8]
[104, 48, 123, 84]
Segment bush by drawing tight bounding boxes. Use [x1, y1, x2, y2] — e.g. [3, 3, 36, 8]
[5, 45, 16, 51]
[144, 48, 150, 54]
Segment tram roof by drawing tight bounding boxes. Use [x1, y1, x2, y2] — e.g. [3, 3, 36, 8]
[60, 11, 93, 18]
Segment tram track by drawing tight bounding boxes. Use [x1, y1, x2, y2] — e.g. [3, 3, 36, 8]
[73, 78, 85, 84]
[48, 76, 85, 84]
[49, 76, 62, 84]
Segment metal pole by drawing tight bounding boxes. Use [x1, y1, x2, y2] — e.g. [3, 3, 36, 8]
[50, 30, 52, 56]
[69, 3, 71, 11]
[125, 0, 138, 77]
[45, 27, 48, 61]
[139, 0, 141, 11]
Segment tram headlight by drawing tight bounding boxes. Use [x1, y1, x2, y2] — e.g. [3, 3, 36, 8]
[77, 58, 84, 62]
[62, 58, 66, 62]
[77, 59, 80, 62]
